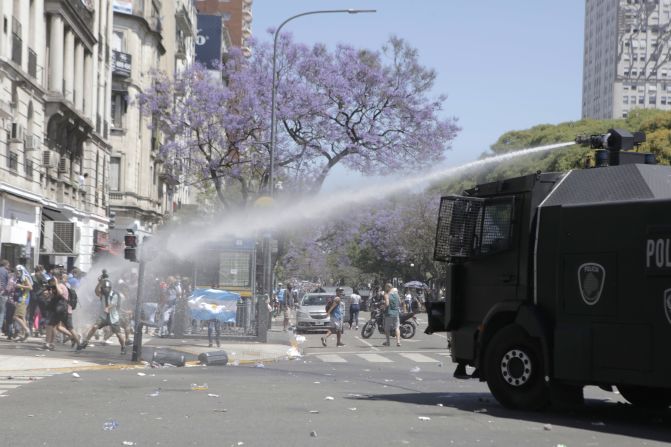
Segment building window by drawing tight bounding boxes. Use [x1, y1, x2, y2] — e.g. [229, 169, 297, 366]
[639, 95, 645, 104]
[111, 92, 127, 129]
[8, 151, 18, 171]
[111, 30, 124, 52]
[624, 96, 629, 104]
[25, 158, 33, 178]
[662, 96, 667, 104]
[650, 95, 657, 104]
[110, 157, 121, 191]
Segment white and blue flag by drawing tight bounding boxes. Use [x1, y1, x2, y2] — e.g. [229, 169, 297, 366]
[188, 288, 240, 323]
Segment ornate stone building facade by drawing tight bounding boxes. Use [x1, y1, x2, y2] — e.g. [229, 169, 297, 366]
[0, 0, 112, 271]
[108, 0, 196, 246]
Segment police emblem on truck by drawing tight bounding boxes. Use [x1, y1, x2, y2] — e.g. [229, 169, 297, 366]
[578, 263, 605, 306]
[665, 289, 671, 325]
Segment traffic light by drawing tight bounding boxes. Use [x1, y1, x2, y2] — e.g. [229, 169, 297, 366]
[124, 230, 137, 262]
[109, 211, 116, 229]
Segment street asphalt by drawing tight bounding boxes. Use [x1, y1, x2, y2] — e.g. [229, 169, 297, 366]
[0, 314, 668, 446]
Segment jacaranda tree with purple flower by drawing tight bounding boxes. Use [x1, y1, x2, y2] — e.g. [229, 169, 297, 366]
[139, 34, 459, 209]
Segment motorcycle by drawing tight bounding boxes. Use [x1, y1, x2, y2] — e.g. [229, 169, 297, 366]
[360, 302, 417, 339]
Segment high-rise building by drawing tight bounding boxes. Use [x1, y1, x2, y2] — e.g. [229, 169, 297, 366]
[583, 0, 671, 119]
[194, 0, 252, 53]
[0, 0, 113, 272]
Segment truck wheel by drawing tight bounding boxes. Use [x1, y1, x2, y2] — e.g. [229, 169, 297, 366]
[361, 321, 375, 339]
[618, 386, 671, 410]
[484, 325, 549, 410]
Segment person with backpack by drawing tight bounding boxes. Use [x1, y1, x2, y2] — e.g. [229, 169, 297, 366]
[60, 273, 79, 347]
[43, 276, 80, 351]
[12, 265, 33, 342]
[321, 288, 345, 348]
[382, 283, 402, 347]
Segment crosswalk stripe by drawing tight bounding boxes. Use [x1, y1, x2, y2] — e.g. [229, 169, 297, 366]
[316, 354, 347, 363]
[0, 380, 34, 385]
[0, 390, 7, 395]
[0, 384, 22, 389]
[398, 353, 439, 363]
[356, 354, 393, 363]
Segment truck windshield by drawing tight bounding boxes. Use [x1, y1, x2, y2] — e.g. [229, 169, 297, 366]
[475, 198, 514, 255]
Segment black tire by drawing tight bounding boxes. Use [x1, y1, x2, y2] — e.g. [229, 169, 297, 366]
[618, 385, 671, 410]
[400, 322, 415, 339]
[483, 325, 550, 410]
[361, 320, 375, 339]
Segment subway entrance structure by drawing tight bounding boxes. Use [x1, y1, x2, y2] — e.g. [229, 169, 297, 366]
[427, 129, 671, 410]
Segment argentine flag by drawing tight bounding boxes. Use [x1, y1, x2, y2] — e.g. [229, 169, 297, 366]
[188, 288, 240, 323]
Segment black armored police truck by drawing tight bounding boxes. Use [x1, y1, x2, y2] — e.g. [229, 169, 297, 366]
[426, 129, 671, 410]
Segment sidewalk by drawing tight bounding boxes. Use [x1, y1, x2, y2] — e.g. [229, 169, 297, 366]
[0, 326, 297, 375]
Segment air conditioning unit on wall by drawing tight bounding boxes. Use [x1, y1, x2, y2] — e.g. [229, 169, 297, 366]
[42, 150, 59, 169]
[24, 135, 40, 150]
[57, 156, 69, 173]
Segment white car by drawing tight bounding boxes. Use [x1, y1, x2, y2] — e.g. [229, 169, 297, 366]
[295, 293, 342, 333]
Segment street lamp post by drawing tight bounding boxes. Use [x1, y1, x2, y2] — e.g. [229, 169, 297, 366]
[265, 8, 376, 304]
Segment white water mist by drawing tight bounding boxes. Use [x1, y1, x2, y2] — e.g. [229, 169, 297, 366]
[153, 141, 574, 261]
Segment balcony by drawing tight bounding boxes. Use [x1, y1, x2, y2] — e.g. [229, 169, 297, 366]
[111, 50, 132, 78]
[66, 0, 94, 27]
[175, 4, 194, 36]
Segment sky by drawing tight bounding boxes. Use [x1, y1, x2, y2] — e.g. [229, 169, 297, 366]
[251, 0, 586, 190]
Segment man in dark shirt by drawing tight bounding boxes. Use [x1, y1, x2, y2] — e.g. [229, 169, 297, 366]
[0, 260, 10, 336]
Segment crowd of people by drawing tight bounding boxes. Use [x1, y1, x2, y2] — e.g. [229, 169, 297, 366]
[0, 259, 195, 355]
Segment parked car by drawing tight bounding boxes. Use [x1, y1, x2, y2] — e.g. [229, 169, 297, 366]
[295, 293, 335, 333]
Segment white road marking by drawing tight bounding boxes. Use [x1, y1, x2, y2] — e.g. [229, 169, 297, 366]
[0, 390, 7, 395]
[356, 354, 393, 363]
[354, 336, 379, 351]
[0, 384, 23, 389]
[316, 354, 347, 363]
[399, 353, 439, 363]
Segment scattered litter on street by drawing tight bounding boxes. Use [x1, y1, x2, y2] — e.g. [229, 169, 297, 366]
[213, 409, 228, 413]
[418, 416, 431, 422]
[72, 360, 79, 364]
[147, 389, 161, 397]
[436, 403, 444, 407]
[72, 373, 81, 378]
[410, 366, 421, 373]
[324, 396, 335, 400]
[102, 420, 119, 431]
[313, 381, 320, 384]
[309, 410, 319, 414]
[348, 408, 357, 411]
[414, 377, 423, 381]
[310, 431, 318, 438]
[191, 383, 209, 391]
[231, 360, 240, 366]
[137, 373, 146, 376]
[207, 393, 220, 398]
[122, 442, 135, 446]
[255, 362, 265, 368]
[543, 424, 552, 431]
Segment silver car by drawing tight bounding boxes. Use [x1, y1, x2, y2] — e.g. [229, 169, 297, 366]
[296, 293, 339, 333]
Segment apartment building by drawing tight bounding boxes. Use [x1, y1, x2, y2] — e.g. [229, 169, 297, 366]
[194, 0, 251, 54]
[0, 0, 113, 271]
[108, 0, 196, 247]
[583, 0, 671, 119]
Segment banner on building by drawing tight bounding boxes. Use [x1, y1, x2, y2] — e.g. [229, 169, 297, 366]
[112, 0, 133, 14]
[196, 15, 223, 69]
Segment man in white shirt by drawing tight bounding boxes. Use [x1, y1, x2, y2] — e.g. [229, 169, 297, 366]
[348, 289, 361, 329]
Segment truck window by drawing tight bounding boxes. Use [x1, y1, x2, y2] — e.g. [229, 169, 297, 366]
[474, 198, 514, 255]
[434, 196, 514, 261]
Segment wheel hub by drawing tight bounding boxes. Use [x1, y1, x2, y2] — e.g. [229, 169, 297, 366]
[500, 349, 532, 387]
